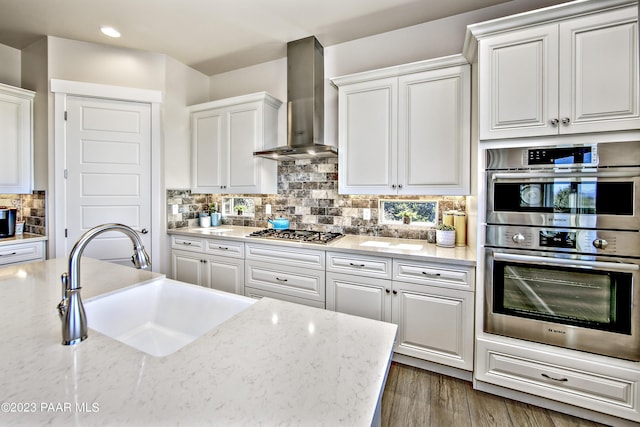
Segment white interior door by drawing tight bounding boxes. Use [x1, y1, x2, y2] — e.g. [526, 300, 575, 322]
[65, 96, 151, 265]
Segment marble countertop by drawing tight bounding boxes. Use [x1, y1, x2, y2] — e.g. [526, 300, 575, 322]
[1, 258, 397, 426]
[0, 233, 47, 246]
[169, 225, 476, 266]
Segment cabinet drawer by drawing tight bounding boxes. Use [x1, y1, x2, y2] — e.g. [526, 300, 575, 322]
[393, 259, 474, 291]
[245, 261, 325, 304]
[245, 243, 324, 270]
[326, 251, 392, 279]
[0, 241, 44, 266]
[476, 337, 640, 421]
[171, 236, 204, 253]
[204, 238, 244, 258]
[486, 351, 633, 406]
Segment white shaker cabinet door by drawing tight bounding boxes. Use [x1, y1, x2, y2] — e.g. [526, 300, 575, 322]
[398, 66, 470, 195]
[0, 84, 34, 194]
[392, 280, 474, 371]
[172, 250, 207, 287]
[326, 272, 392, 322]
[478, 24, 559, 140]
[558, 6, 640, 134]
[191, 109, 226, 193]
[337, 78, 397, 195]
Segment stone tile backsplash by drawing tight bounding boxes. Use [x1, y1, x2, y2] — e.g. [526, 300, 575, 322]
[0, 191, 47, 235]
[167, 158, 466, 240]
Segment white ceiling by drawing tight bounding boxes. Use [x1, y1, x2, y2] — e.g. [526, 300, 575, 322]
[0, 0, 544, 76]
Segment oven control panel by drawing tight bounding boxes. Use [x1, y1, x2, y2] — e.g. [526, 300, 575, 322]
[485, 225, 638, 257]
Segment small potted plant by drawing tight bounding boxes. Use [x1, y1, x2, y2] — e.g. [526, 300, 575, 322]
[436, 224, 456, 247]
[209, 203, 221, 226]
[398, 209, 416, 225]
[235, 204, 247, 216]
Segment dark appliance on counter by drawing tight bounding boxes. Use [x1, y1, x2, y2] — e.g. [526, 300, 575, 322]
[484, 141, 640, 361]
[0, 207, 17, 237]
[248, 229, 344, 244]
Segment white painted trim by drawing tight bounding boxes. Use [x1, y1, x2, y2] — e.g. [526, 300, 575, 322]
[50, 79, 163, 103]
[463, 0, 635, 62]
[51, 80, 163, 272]
[330, 54, 469, 87]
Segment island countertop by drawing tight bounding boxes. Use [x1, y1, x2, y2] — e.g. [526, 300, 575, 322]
[1, 258, 397, 426]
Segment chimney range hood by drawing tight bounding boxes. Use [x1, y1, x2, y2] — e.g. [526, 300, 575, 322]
[253, 36, 337, 161]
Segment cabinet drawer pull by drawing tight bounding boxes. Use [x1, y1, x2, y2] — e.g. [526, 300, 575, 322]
[181, 242, 192, 246]
[349, 263, 365, 268]
[541, 373, 568, 382]
[422, 271, 441, 277]
[275, 277, 288, 282]
[0, 252, 17, 256]
[217, 246, 229, 250]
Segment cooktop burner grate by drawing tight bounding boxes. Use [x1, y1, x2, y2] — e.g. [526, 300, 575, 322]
[247, 229, 344, 244]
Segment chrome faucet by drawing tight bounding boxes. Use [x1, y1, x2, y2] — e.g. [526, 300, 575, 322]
[57, 223, 151, 345]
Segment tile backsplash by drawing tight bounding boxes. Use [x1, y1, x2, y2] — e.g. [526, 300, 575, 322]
[0, 191, 47, 235]
[167, 158, 465, 240]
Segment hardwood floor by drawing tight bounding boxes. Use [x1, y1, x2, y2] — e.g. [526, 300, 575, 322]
[381, 362, 610, 427]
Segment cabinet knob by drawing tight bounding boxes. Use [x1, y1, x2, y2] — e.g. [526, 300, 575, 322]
[392, 290, 398, 295]
[561, 117, 571, 126]
[550, 118, 559, 127]
[391, 184, 397, 189]
[140, 228, 149, 234]
[398, 184, 403, 190]
[385, 289, 391, 294]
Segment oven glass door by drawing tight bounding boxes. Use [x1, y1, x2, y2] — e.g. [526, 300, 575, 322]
[491, 255, 633, 334]
[492, 179, 633, 215]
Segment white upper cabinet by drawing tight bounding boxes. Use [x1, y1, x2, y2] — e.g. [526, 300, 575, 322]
[189, 92, 282, 194]
[332, 55, 471, 196]
[0, 83, 34, 194]
[469, 3, 639, 140]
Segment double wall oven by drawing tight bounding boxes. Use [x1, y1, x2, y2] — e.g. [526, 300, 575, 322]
[484, 141, 640, 361]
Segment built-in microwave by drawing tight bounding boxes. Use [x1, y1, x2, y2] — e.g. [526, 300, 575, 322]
[486, 141, 640, 231]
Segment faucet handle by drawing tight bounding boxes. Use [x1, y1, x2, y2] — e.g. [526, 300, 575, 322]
[57, 273, 69, 319]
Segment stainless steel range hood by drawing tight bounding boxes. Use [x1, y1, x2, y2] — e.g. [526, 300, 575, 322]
[254, 36, 337, 161]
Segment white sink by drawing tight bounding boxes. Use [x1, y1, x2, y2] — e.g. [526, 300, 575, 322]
[360, 241, 391, 248]
[359, 241, 423, 251]
[85, 278, 255, 357]
[192, 228, 233, 233]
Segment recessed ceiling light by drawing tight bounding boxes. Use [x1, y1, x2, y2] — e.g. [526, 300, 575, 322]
[100, 26, 121, 38]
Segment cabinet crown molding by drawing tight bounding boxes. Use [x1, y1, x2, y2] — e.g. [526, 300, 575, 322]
[330, 54, 468, 87]
[0, 82, 35, 99]
[189, 91, 282, 112]
[462, 0, 636, 62]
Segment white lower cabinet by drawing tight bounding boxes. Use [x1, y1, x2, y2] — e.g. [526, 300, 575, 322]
[326, 251, 475, 371]
[171, 236, 244, 295]
[244, 243, 325, 308]
[476, 336, 640, 422]
[0, 239, 45, 266]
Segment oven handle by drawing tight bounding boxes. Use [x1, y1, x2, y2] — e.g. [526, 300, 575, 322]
[493, 252, 639, 272]
[490, 170, 639, 180]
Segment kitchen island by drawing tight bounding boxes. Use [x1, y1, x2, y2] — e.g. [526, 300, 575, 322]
[0, 257, 397, 426]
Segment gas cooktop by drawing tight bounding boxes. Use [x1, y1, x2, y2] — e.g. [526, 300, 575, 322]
[247, 229, 344, 244]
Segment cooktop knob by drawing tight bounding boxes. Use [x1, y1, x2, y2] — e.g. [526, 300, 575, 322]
[512, 233, 525, 244]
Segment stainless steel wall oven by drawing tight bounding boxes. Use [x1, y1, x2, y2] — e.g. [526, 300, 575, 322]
[484, 142, 640, 361]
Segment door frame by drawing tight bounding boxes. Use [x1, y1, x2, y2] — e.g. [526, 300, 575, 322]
[51, 79, 162, 271]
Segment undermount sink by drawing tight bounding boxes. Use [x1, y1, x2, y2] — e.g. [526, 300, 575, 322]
[359, 241, 423, 251]
[192, 228, 233, 233]
[85, 278, 255, 357]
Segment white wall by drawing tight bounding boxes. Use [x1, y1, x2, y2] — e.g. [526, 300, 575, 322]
[0, 43, 21, 87]
[21, 38, 48, 192]
[207, 0, 570, 149]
